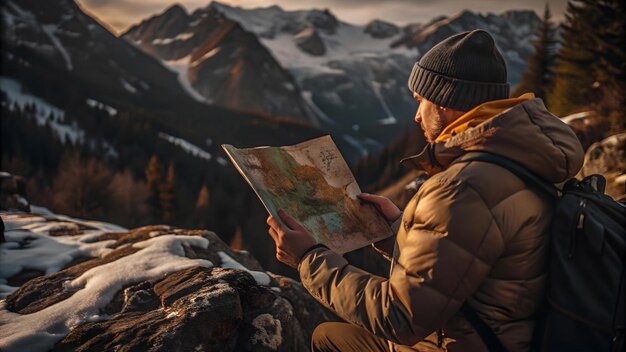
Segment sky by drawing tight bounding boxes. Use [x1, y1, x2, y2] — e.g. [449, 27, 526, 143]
[76, 0, 570, 36]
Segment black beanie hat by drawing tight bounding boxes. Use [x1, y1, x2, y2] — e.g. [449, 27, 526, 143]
[407, 29, 510, 111]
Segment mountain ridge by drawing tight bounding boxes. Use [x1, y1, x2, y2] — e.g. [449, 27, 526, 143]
[123, 1, 541, 161]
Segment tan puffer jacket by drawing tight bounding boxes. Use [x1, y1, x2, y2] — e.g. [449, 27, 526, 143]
[298, 98, 584, 351]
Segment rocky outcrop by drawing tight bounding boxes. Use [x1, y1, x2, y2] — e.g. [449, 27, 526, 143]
[53, 267, 311, 351]
[304, 9, 338, 34]
[561, 111, 615, 151]
[364, 20, 399, 39]
[578, 133, 626, 200]
[0, 172, 29, 212]
[0, 213, 337, 352]
[294, 26, 325, 56]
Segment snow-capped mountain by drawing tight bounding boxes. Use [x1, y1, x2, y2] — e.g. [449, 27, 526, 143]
[123, 2, 422, 158]
[123, 4, 320, 127]
[125, 2, 541, 159]
[1, 0, 194, 110]
[1, 0, 322, 156]
[393, 10, 541, 85]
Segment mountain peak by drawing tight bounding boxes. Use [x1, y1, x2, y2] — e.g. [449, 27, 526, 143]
[208, 1, 233, 11]
[364, 19, 399, 39]
[122, 2, 190, 39]
[163, 3, 188, 17]
[208, 1, 284, 14]
[450, 9, 483, 22]
[501, 9, 540, 24]
[304, 8, 338, 34]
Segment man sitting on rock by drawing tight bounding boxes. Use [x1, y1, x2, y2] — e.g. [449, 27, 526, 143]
[266, 30, 584, 351]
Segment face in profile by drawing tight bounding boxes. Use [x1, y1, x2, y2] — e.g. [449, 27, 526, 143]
[413, 93, 446, 143]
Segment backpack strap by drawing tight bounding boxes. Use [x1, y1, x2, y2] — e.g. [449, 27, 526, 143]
[454, 152, 562, 198]
[454, 152, 561, 352]
[460, 303, 508, 352]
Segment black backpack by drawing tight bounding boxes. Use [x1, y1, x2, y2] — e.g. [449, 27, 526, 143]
[456, 152, 626, 352]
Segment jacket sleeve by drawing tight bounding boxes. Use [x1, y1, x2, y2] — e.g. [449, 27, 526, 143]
[371, 213, 403, 261]
[298, 180, 505, 346]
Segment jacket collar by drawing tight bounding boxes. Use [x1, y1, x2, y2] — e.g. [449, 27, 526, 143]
[400, 142, 464, 175]
[399, 98, 585, 183]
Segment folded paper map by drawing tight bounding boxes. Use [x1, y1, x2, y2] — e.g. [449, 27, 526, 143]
[222, 135, 393, 254]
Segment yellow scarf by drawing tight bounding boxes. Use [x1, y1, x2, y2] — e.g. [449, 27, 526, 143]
[435, 93, 535, 143]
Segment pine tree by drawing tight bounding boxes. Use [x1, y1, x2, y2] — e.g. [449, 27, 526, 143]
[588, 0, 626, 123]
[145, 155, 163, 222]
[160, 161, 177, 224]
[548, 0, 626, 118]
[512, 4, 557, 104]
[548, 1, 596, 116]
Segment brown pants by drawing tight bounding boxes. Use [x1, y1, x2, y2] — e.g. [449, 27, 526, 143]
[311, 322, 392, 352]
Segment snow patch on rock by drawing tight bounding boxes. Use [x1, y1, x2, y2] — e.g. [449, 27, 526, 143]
[217, 251, 270, 285]
[120, 79, 138, 94]
[41, 24, 73, 71]
[0, 216, 115, 283]
[158, 132, 212, 161]
[190, 47, 221, 68]
[86, 98, 117, 116]
[0, 234, 213, 352]
[163, 55, 210, 103]
[561, 111, 594, 125]
[152, 32, 194, 45]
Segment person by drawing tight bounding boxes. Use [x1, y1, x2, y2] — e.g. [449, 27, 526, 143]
[266, 29, 584, 351]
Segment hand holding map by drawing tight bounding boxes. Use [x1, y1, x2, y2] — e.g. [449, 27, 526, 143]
[222, 135, 393, 254]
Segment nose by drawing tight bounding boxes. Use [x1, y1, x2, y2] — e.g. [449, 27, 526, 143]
[414, 110, 421, 124]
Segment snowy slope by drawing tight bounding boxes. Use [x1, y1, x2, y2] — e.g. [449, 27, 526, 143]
[210, 2, 418, 127]
[125, 2, 540, 161]
[210, 3, 415, 71]
[0, 77, 82, 144]
[203, 3, 540, 157]
[0, 209, 273, 351]
[0, 208, 126, 299]
[0, 77, 120, 158]
[122, 3, 421, 161]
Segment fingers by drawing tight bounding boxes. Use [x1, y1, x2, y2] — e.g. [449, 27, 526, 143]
[358, 193, 400, 222]
[268, 227, 279, 242]
[358, 193, 386, 211]
[266, 215, 284, 231]
[277, 209, 305, 232]
[358, 192, 385, 202]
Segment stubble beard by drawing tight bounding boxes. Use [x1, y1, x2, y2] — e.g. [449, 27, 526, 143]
[423, 113, 445, 143]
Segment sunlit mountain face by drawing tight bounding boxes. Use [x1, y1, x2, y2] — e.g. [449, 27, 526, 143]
[123, 2, 540, 161]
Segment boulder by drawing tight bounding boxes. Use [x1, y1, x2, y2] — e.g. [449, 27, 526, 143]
[0, 172, 30, 212]
[0, 214, 338, 352]
[561, 111, 612, 150]
[578, 133, 626, 200]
